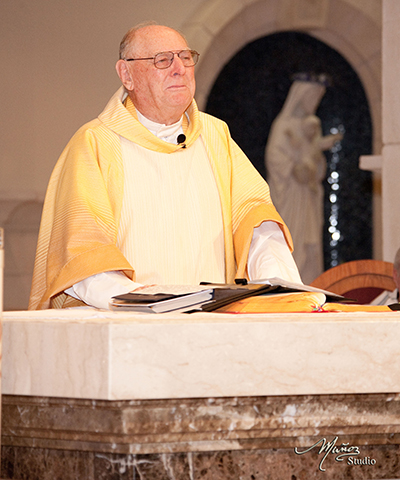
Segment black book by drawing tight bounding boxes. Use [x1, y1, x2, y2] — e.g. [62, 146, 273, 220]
[195, 278, 345, 312]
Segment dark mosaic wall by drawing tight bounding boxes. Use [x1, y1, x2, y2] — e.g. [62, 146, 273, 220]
[206, 31, 373, 269]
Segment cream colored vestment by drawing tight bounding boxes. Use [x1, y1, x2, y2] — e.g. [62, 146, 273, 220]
[29, 88, 293, 310]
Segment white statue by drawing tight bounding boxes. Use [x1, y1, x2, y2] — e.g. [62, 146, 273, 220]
[265, 79, 343, 284]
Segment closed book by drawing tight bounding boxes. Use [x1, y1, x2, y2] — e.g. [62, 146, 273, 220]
[110, 288, 213, 313]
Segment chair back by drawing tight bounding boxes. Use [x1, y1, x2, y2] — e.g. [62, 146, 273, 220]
[310, 259, 396, 304]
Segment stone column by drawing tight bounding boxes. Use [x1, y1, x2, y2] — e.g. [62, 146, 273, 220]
[382, 0, 400, 261]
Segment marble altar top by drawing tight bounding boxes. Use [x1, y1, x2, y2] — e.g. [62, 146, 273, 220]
[3, 308, 400, 400]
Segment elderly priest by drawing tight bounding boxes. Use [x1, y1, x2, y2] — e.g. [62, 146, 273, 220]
[29, 23, 302, 310]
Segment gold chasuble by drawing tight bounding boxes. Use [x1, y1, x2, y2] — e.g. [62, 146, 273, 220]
[29, 87, 293, 310]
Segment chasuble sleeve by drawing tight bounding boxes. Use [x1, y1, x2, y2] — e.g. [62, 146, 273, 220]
[29, 123, 134, 310]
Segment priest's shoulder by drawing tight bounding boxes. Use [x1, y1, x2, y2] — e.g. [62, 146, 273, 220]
[64, 118, 114, 148]
[198, 110, 231, 136]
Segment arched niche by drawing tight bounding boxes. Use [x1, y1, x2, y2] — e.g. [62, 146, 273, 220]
[183, 0, 381, 153]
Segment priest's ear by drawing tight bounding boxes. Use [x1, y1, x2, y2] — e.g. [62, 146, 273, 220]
[116, 59, 134, 91]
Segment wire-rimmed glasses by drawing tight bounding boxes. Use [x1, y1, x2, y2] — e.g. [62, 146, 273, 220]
[125, 50, 200, 69]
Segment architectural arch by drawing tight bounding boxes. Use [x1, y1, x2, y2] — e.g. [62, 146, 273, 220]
[183, 0, 381, 152]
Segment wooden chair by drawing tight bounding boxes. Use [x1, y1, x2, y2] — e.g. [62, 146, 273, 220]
[310, 259, 396, 304]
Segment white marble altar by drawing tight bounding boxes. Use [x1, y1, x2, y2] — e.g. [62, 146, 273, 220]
[3, 308, 400, 480]
[3, 308, 400, 401]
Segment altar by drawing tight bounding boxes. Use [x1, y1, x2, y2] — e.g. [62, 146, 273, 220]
[2, 308, 400, 479]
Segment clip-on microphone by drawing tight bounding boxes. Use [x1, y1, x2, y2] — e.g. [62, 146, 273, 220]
[177, 134, 186, 148]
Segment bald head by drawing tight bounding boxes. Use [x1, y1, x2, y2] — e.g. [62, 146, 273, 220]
[119, 23, 188, 60]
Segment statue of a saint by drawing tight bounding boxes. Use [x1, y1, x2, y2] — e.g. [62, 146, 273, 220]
[265, 79, 343, 284]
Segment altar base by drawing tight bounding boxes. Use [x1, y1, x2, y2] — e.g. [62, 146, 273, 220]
[2, 392, 400, 479]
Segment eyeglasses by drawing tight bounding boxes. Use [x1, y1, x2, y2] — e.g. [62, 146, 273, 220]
[125, 50, 200, 69]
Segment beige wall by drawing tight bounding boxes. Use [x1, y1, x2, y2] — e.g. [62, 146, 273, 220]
[0, 0, 383, 309]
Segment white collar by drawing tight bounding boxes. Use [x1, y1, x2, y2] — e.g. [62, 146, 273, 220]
[136, 110, 184, 144]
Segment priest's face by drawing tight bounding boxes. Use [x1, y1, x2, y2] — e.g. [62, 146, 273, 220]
[116, 25, 196, 125]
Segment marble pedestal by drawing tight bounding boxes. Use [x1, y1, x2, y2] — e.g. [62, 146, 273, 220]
[2, 308, 400, 479]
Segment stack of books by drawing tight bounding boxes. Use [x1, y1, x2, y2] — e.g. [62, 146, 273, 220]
[109, 278, 355, 314]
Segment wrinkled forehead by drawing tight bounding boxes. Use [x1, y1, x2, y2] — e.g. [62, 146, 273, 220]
[130, 26, 189, 56]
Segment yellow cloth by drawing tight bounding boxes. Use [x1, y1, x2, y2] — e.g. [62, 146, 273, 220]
[29, 87, 292, 310]
[215, 293, 393, 314]
[321, 303, 392, 312]
[216, 292, 326, 313]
